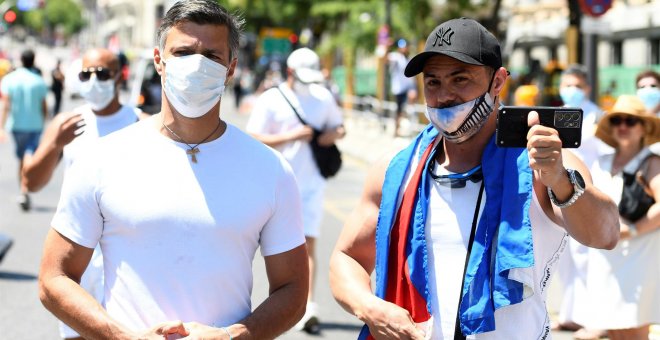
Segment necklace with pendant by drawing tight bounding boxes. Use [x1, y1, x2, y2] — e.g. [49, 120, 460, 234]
[162, 119, 222, 163]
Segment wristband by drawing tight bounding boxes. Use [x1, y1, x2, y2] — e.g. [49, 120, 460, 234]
[221, 326, 233, 340]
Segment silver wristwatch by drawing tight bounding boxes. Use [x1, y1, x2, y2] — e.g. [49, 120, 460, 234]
[547, 168, 586, 208]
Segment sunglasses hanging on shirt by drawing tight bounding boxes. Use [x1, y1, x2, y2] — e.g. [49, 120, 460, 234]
[426, 143, 483, 188]
[78, 67, 115, 82]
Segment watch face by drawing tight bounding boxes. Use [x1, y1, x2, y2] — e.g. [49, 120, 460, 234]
[570, 169, 586, 189]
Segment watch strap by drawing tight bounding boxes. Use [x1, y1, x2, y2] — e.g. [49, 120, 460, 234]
[548, 169, 585, 208]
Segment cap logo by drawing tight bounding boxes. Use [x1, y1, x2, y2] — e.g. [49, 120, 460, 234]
[432, 27, 454, 47]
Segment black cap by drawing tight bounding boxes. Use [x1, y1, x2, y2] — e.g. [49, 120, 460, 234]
[404, 17, 502, 77]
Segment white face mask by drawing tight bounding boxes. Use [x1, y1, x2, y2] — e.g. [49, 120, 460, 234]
[293, 80, 311, 96]
[425, 92, 495, 143]
[560, 86, 586, 107]
[162, 54, 228, 119]
[79, 76, 115, 111]
[637, 87, 660, 111]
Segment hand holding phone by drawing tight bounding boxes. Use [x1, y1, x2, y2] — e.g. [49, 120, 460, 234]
[496, 106, 583, 148]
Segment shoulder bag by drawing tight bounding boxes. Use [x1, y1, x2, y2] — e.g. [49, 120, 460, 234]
[275, 86, 342, 178]
[618, 149, 656, 222]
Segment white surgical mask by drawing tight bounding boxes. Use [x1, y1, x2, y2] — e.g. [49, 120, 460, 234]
[293, 80, 311, 96]
[560, 86, 586, 107]
[79, 76, 115, 111]
[637, 87, 660, 112]
[425, 92, 495, 143]
[163, 54, 228, 119]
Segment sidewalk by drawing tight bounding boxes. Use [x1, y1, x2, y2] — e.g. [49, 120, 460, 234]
[336, 112, 413, 166]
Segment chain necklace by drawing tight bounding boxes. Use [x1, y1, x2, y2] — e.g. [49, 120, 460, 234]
[162, 119, 223, 163]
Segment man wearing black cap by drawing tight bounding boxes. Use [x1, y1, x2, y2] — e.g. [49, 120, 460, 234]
[330, 18, 619, 339]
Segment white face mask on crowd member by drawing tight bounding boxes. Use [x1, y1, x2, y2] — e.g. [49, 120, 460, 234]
[293, 79, 312, 96]
[425, 91, 495, 144]
[637, 86, 660, 112]
[79, 75, 116, 111]
[162, 54, 228, 119]
[560, 86, 586, 107]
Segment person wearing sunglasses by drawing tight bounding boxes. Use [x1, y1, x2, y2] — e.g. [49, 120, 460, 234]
[330, 18, 619, 340]
[22, 47, 144, 340]
[38, 1, 308, 340]
[574, 94, 660, 340]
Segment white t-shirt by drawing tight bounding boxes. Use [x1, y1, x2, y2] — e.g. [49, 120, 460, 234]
[424, 162, 568, 339]
[388, 51, 415, 95]
[58, 104, 140, 338]
[63, 104, 140, 170]
[51, 118, 305, 331]
[246, 83, 343, 190]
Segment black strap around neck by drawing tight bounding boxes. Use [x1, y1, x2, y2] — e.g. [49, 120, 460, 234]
[453, 181, 485, 340]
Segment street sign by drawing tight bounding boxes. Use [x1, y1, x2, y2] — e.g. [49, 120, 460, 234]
[581, 16, 611, 35]
[578, 0, 612, 17]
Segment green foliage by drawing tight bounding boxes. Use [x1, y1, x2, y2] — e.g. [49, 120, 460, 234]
[44, 0, 85, 36]
[23, 8, 43, 32]
[1, 0, 85, 38]
[222, 0, 495, 67]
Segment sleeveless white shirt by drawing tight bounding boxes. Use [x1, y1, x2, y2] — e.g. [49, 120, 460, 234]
[425, 168, 568, 339]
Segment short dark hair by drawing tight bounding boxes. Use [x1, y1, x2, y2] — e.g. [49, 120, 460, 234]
[157, 0, 244, 60]
[562, 64, 589, 84]
[20, 50, 35, 68]
[636, 70, 660, 88]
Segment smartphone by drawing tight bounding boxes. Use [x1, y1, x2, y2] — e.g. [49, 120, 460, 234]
[496, 106, 583, 148]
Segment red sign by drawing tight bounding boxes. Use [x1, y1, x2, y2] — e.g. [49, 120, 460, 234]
[578, 0, 612, 17]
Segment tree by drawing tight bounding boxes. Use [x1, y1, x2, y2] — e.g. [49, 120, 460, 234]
[43, 0, 84, 37]
[0, 0, 84, 42]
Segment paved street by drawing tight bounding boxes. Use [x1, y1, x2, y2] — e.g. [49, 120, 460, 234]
[0, 82, 576, 339]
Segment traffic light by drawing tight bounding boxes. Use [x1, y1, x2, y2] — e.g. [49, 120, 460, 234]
[3, 10, 17, 24]
[289, 33, 298, 45]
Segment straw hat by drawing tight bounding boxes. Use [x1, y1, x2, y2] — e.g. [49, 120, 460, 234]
[595, 94, 660, 147]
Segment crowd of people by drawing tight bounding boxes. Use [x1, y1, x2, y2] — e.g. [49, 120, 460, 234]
[0, 0, 658, 339]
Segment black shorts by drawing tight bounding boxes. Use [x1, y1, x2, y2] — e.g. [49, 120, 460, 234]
[394, 92, 407, 117]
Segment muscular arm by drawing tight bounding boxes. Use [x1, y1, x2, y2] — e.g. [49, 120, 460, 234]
[526, 113, 619, 249]
[535, 150, 619, 249]
[226, 244, 308, 339]
[330, 158, 425, 340]
[39, 229, 188, 340]
[22, 112, 83, 192]
[39, 229, 135, 340]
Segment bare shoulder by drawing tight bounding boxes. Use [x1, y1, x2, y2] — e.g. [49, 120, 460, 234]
[363, 152, 396, 202]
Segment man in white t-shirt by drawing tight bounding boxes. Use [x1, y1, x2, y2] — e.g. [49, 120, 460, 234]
[22, 47, 142, 340]
[388, 39, 418, 137]
[330, 18, 619, 340]
[38, 1, 308, 339]
[246, 47, 345, 334]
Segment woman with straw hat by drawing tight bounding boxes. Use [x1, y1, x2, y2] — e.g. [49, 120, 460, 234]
[576, 94, 660, 340]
